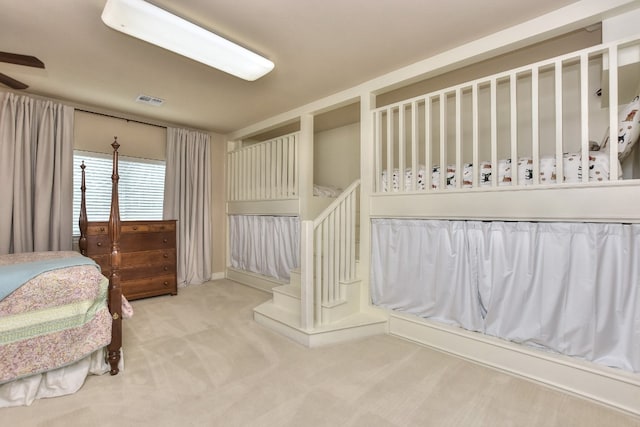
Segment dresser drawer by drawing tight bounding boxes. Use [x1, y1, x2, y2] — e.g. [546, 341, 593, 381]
[121, 274, 177, 300]
[118, 265, 175, 281]
[124, 249, 176, 267]
[87, 221, 175, 236]
[121, 222, 175, 233]
[86, 235, 111, 255]
[100, 264, 176, 280]
[88, 249, 175, 268]
[104, 257, 175, 280]
[129, 264, 174, 280]
[121, 232, 175, 252]
[86, 232, 175, 254]
[87, 223, 109, 236]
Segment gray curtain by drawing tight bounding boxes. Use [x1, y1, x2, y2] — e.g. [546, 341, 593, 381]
[163, 127, 212, 286]
[0, 92, 74, 255]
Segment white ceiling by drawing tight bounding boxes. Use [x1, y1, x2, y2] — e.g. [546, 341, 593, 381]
[0, 0, 583, 134]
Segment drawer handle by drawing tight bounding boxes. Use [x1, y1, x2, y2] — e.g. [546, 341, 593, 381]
[99, 227, 105, 232]
[163, 253, 169, 258]
[163, 238, 168, 244]
[97, 242, 102, 247]
[132, 226, 138, 230]
[163, 281, 169, 287]
[163, 266, 168, 271]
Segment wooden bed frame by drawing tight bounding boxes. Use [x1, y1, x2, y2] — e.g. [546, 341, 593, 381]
[78, 138, 122, 375]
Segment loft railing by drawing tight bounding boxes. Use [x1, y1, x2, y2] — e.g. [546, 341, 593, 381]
[227, 132, 298, 201]
[372, 36, 640, 192]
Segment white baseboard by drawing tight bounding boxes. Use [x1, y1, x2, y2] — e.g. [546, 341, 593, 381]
[226, 267, 286, 294]
[389, 312, 640, 417]
[210, 271, 225, 281]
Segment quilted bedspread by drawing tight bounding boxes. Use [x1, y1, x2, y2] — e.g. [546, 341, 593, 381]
[0, 251, 112, 384]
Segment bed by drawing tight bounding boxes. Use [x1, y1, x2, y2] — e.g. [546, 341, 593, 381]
[381, 150, 616, 191]
[369, 35, 640, 375]
[226, 132, 344, 285]
[0, 139, 128, 407]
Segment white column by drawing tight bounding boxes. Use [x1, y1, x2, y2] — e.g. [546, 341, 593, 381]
[300, 220, 314, 330]
[299, 114, 314, 219]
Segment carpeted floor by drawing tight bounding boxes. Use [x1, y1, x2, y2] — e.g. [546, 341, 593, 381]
[3, 279, 639, 426]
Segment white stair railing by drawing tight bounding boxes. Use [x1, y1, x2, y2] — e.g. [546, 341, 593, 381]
[300, 180, 360, 329]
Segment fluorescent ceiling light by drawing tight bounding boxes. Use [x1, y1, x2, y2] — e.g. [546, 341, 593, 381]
[101, 0, 274, 81]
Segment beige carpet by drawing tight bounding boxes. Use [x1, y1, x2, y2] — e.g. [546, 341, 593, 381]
[3, 279, 639, 427]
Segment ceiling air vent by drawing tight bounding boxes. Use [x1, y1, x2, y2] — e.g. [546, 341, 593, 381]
[135, 94, 164, 106]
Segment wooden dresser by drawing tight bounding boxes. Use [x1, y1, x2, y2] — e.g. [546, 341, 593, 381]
[85, 219, 178, 300]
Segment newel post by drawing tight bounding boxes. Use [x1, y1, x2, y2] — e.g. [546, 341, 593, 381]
[300, 220, 315, 330]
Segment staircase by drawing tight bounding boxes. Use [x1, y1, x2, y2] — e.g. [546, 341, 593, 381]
[253, 180, 387, 347]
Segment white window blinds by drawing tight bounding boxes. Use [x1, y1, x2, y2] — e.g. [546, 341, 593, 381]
[72, 150, 166, 235]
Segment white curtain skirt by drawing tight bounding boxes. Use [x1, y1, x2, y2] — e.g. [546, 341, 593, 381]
[371, 219, 640, 373]
[229, 215, 300, 281]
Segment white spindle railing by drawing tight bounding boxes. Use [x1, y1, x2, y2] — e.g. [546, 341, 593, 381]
[227, 132, 298, 201]
[608, 45, 620, 180]
[372, 36, 639, 193]
[300, 180, 360, 329]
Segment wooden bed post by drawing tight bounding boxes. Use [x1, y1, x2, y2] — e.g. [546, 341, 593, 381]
[79, 161, 88, 256]
[107, 138, 122, 375]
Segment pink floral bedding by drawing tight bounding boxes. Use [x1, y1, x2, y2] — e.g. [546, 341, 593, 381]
[0, 251, 112, 383]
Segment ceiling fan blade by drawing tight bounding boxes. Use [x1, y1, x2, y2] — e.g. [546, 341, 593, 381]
[0, 72, 28, 90]
[0, 52, 45, 69]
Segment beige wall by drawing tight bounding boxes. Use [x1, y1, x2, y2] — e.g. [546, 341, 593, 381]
[314, 123, 360, 189]
[377, 28, 602, 107]
[74, 110, 166, 160]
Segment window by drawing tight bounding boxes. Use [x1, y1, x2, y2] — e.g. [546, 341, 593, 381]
[72, 151, 166, 236]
